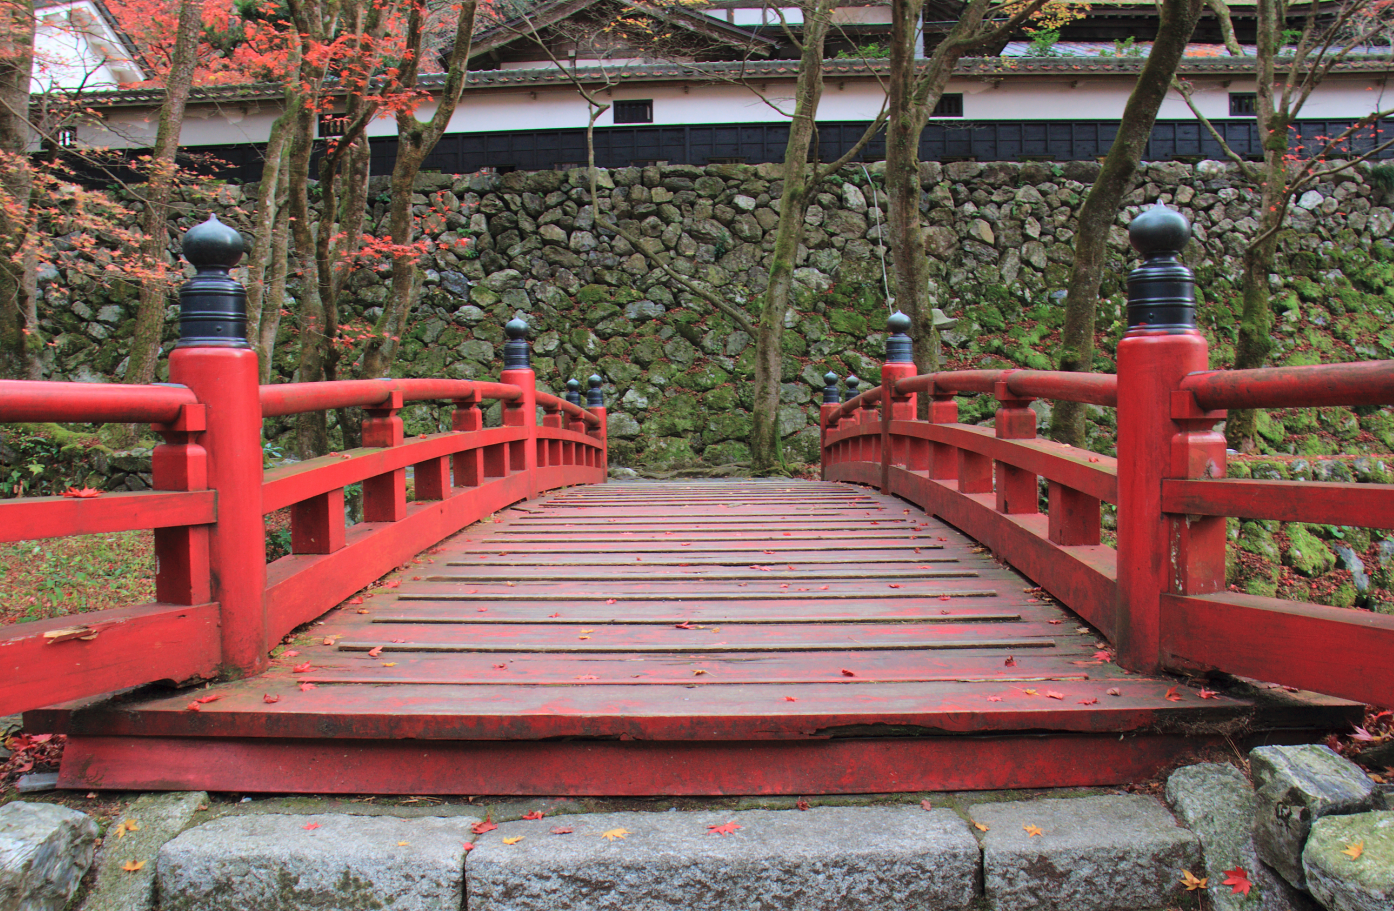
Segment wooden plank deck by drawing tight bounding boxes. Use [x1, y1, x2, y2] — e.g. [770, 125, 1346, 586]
[31, 480, 1355, 795]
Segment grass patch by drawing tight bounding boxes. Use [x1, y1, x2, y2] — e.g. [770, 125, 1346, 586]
[0, 531, 155, 625]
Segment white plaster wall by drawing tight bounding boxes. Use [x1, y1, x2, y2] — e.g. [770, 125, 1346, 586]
[93, 71, 1392, 150]
[32, 1, 143, 92]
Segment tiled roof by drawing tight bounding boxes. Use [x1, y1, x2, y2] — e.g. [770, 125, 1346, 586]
[73, 53, 1394, 107]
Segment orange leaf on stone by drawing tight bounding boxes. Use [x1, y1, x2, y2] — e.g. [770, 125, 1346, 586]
[920, 799, 933, 811]
[61, 487, 102, 498]
[502, 836, 524, 845]
[263, 694, 281, 704]
[1181, 869, 1208, 891]
[550, 826, 573, 835]
[1342, 841, 1364, 860]
[303, 823, 320, 831]
[1023, 825, 1043, 837]
[368, 647, 383, 658]
[122, 861, 145, 872]
[522, 811, 545, 820]
[472, 819, 498, 835]
[708, 821, 741, 836]
[1164, 686, 1183, 702]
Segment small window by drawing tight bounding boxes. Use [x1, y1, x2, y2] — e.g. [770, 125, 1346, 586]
[613, 100, 653, 124]
[931, 94, 964, 118]
[56, 126, 76, 147]
[1229, 93, 1257, 117]
[318, 112, 350, 137]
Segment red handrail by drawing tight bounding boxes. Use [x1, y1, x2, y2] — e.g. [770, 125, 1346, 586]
[894, 370, 1117, 406]
[0, 379, 198, 424]
[535, 390, 601, 426]
[259, 378, 524, 417]
[1181, 360, 1394, 411]
[834, 386, 883, 419]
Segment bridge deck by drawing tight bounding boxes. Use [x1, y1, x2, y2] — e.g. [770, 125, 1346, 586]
[32, 480, 1353, 795]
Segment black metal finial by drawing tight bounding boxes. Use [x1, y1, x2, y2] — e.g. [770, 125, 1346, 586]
[586, 374, 604, 408]
[822, 371, 841, 404]
[176, 214, 249, 349]
[885, 311, 913, 363]
[1126, 205, 1195, 330]
[503, 317, 530, 369]
[844, 375, 860, 403]
[565, 378, 582, 406]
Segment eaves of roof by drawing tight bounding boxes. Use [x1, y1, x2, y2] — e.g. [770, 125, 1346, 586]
[72, 53, 1394, 108]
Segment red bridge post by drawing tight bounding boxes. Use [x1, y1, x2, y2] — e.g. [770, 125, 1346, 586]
[819, 372, 841, 479]
[1114, 206, 1220, 674]
[880, 313, 919, 493]
[585, 375, 607, 471]
[500, 319, 538, 497]
[167, 215, 268, 677]
[992, 372, 1038, 515]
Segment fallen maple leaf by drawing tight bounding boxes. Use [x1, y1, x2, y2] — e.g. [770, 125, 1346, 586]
[1092, 650, 1111, 661]
[601, 828, 629, 841]
[263, 694, 281, 704]
[1221, 866, 1251, 895]
[987, 695, 1003, 702]
[797, 799, 811, 811]
[1045, 691, 1064, 700]
[548, 612, 561, 618]
[292, 662, 312, 673]
[1077, 697, 1099, 705]
[888, 583, 903, 589]
[1023, 825, 1043, 837]
[606, 599, 617, 605]
[1023, 688, 1038, 696]
[462, 842, 474, 850]
[1004, 656, 1017, 667]
[920, 799, 932, 811]
[472, 820, 498, 835]
[1181, 869, 1208, 891]
[368, 647, 383, 658]
[1164, 686, 1183, 702]
[1198, 687, 1220, 700]
[675, 621, 696, 629]
[383, 580, 400, 588]
[576, 674, 599, 680]
[303, 823, 320, 830]
[122, 860, 145, 872]
[708, 821, 742, 836]
[282, 650, 300, 658]
[840, 669, 856, 677]
[784, 696, 797, 702]
[522, 811, 545, 820]
[550, 826, 573, 834]
[1343, 841, 1364, 860]
[1351, 725, 1377, 742]
[298, 682, 316, 691]
[502, 836, 524, 845]
[973, 821, 989, 832]
[62, 487, 102, 498]
[1107, 687, 1121, 696]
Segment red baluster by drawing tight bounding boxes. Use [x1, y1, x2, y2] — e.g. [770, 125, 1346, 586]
[362, 389, 406, 522]
[993, 375, 1038, 515]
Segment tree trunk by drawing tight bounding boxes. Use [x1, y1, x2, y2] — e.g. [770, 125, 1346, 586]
[1049, 0, 1204, 446]
[245, 111, 292, 348]
[0, 0, 35, 380]
[256, 164, 293, 383]
[122, 0, 202, 395]
[356, 0, 478, 382]
[750, 0, 832, 475]
[286, 89, 331, 455]
[885, 0, 932, 373]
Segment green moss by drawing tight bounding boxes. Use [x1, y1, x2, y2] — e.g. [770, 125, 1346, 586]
[1284, 523, 1337, 577]
[828, 310, 868, 336]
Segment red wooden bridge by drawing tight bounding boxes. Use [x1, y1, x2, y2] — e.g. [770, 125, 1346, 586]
[1, 210, 1391, 795]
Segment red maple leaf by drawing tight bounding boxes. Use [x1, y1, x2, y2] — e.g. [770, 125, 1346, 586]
[282, 650, 300, 659]
[1004, 656, 1017, 667]
[987, 695, 1003, 702]
[303, 822, 320, 830]
[548, 612, 561, 618]
[521, 811, 545, 820]
[472, 819, 498, 835]
[298, 682, 317, 692]
[1077, 697, 1099, 705]
[784, 696, 797, 702]
[367, 647, 383, 658]
[1199, 687, 1220, 700]
[840, 669, 856, 677]
[292, 662, 312, 673]
[61, 487, 102, 498]
[550, 826, 573, 835]
[797, 799, 810, 811]
[675, 621, 696, 629]
[263, 694, 281, 704]
[708, 821, 742, 836]
[1221, 867, 1252, 896]
[1164, 686, 1183, 702]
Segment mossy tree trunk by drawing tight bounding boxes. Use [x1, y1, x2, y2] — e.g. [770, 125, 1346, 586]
[0, 0, 35, 380]
[885, 0, 1050, 383]
[1050, 0, 1204, 446]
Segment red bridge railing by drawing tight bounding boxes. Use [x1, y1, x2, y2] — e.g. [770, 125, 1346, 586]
[0, 215, 607, 715]
[823, 207, 1394, 709]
